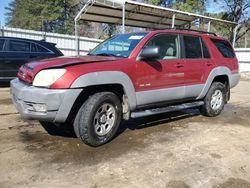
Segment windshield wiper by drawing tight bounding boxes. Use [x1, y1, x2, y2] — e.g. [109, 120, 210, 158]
[94, 53, 118, 57]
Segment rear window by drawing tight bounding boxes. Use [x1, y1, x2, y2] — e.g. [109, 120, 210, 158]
[9, 40, 30, 52]
[0, 39, 4, 51]
[183, 36, 202, 59]
[211, 38, 235, 58]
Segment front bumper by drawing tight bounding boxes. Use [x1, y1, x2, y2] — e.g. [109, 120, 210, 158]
[10, 78, 82, 122]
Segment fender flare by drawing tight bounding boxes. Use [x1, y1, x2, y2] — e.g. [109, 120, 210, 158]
[197, 66, 231, 99]
[70, 71, 137, 110]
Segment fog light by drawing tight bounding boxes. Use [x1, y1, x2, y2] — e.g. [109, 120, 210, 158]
[33, 104, 47, 113]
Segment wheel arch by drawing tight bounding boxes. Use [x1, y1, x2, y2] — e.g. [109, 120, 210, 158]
[66, 71, 137, 122]
[197, 66, 231, 99]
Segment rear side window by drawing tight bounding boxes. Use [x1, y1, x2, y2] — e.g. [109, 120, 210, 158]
[36, 44, 50, 53]
[31, 43, 37, 52]
[183, 36, 202, 59]
[211, 38, 235, 58]
[0, 39, 5, 51]
[9, 40, 30, 52]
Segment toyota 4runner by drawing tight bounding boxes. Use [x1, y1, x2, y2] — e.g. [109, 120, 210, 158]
[10, 29, 240, 146]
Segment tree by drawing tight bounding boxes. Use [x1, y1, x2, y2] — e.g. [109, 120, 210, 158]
[174, 0, 206, 14]
[223, 0, 250, 42]
[146, 0, 174, 7]
[5, 0, 105, 38]
[5, 0, 71, 33]
[145, 0, 206, 13]
[211, 0, 250, 43]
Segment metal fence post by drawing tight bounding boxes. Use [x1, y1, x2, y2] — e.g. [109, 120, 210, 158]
[0, 26, 4, 37]
[171, 14, 175, 29]
[245, 26, 248, 48]
[122, 4, 125, 34]
[233, 24, 240, 48]
[75, 20, 80, 56]
[43, 32, 47, 41]
[207, 21, 211, 32]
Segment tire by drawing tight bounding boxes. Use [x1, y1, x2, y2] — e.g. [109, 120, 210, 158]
[73, 92, 122, 147]
[199, 82, 226, 117]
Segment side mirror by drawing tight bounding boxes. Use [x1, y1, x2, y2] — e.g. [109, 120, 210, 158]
[140, 46, 160, 59]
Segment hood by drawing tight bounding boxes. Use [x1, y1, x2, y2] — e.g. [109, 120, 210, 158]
[18, 55, 123, 84]
[26, 55, 122, 70]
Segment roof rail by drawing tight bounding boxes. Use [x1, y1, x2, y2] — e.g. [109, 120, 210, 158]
[159, 27, 217, 36]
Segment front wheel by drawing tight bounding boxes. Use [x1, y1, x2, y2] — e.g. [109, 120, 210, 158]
[73, 92, 122, 147]
[199, 82, 226, 117]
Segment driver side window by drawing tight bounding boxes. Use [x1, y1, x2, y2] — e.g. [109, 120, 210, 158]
[144, 34, 180, 60]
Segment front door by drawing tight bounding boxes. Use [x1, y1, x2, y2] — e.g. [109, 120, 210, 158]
[135, 33, 186, 106]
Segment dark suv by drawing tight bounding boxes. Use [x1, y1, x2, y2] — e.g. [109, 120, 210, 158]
[11, 29, 240, 146]
[0, 37, 63, 81]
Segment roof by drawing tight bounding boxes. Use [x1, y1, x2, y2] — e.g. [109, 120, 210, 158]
[78, 0, 237, 29]
[0, 36, 55, 45]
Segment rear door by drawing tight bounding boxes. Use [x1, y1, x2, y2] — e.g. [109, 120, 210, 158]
[182, 35, 212, 98]
[2, 39, 31, 78]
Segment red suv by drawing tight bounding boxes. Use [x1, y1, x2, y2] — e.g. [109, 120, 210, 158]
[11, 29, 240, 146]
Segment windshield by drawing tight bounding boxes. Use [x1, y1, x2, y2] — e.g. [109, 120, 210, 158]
[89, 32, 148, 58]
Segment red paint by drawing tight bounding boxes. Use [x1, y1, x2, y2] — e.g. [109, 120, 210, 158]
[17, 29, 239, 90]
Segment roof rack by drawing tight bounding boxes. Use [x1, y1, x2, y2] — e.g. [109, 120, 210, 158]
[159, 27, 217, 36]
[175, 28, 217, 36]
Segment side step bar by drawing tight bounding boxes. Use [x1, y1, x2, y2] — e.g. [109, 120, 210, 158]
[131, 101, 204, 118]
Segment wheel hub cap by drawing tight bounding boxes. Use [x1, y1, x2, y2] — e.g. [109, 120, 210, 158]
[94, 103, 116, 136]
[211, 89, 223, 111]
[99, 114, 107, 124]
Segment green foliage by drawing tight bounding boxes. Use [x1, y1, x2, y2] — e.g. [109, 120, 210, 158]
[209, 0, 250, 42]
[145, 0, 205, 12]
[174, 0, 205, 14]
[206, 12, 231, 39]
[5, 0, 72, 33]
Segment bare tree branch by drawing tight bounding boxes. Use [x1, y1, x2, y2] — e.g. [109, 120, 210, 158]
[236, 27, 250, 41]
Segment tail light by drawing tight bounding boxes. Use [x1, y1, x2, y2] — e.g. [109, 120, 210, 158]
[17, 65, 34, 84]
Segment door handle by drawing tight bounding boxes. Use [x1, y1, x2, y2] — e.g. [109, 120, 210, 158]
[175, 63, 184, 68]
[206, 62, 213, 66]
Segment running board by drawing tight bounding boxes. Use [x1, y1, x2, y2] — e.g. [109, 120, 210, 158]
[131, 101, 204, 118]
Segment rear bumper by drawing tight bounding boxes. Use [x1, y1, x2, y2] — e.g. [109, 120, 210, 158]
[230, 72, 240, 88]
[10, 78, 82, 123]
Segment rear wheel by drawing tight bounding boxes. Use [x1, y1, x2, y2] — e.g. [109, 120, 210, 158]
[73, 92, 122, 147]
[199, 82, 226, 117]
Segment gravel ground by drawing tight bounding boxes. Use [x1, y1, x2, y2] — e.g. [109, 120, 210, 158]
[241, 72, 250, 81]
[1, 81, 250, 188]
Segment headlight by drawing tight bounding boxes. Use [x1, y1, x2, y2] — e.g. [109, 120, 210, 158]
[33, 69, 66, 87]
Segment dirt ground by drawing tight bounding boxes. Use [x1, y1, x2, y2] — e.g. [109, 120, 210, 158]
[1, 81, 250, 188]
